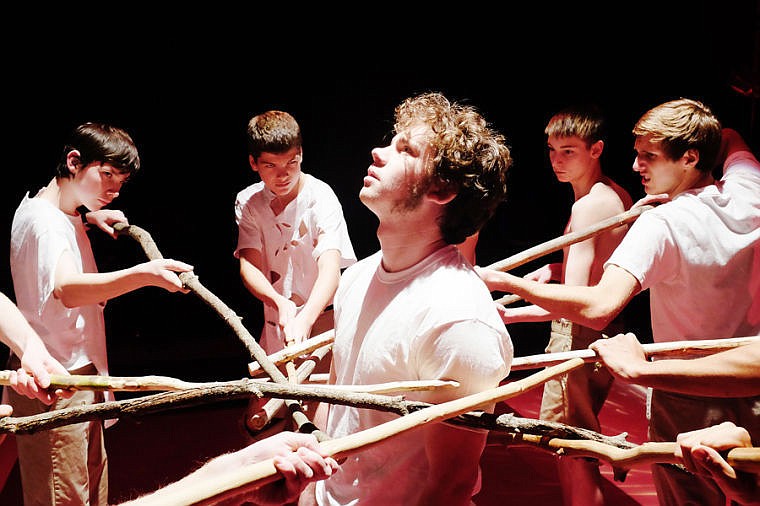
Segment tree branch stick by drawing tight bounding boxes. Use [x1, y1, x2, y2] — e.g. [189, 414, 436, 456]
[498, 433, 760, 474]
[248, 330, 335, 376]
[485, 205, 652, 273]
[511, 336, 760, 370]
[248, 343, 333, 434]
[151, 358, 586, 505]
[113, 223, 284, 384]
[113, 223, 312, 432]
[486, 205, 653, 305]
[0, 372, 228, 392]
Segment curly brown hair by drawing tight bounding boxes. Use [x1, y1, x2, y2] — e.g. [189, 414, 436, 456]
[394, 92, 512, 245]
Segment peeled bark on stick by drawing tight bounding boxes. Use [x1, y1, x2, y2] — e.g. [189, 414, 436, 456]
[511, 335, 760, 371]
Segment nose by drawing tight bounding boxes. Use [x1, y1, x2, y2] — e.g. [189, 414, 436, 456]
[632, 157, 642, 173]
[371, 147, 385, 166]
[106, 179, 123, 197]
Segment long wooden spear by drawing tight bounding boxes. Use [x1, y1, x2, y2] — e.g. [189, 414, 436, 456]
[511, 335, 760, 371]
[486, 205, 653, 306]
[0, 370, 456, 395]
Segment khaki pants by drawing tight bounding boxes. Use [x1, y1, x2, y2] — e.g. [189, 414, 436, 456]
[539, 318, 623, 431]
[6, 358, 108, 506]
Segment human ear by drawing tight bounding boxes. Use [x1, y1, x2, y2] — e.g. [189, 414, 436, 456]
[248, 154, 259, 173]
[590, 140, 604, 159]
[683, 148, 699, 168]
[426, 181, 457, 205]
[66, 150, 81, 175]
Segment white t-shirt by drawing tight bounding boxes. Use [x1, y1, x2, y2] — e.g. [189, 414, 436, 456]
[10, 194, 110, 378]
[316, 245, 513, 505]
[606, 150, 760, 342]
[234, 173, 357, 353]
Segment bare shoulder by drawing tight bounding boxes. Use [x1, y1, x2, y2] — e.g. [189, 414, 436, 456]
[571, 181, 631, 226]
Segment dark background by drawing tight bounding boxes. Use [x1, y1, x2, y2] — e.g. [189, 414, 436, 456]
[1, 2, 758, 385]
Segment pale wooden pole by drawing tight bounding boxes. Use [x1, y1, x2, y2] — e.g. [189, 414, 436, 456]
[511, 335, 760, 371]
[487, 205, 653, 306]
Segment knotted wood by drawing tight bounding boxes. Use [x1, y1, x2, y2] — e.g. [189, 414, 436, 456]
[137, 358, 587, 505]
[113, 223, 316, 435]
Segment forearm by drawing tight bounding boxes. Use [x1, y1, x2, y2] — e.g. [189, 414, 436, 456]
[54, 267, 150, 308]
[0, 292, 41, 357]
[240, 263, 285, 309]
[495, 272, 613, 329]
[628, 346, 760, 397]
[298, 251, 341, 325]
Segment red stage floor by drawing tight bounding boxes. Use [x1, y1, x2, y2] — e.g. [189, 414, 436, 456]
[0, 377, 658, 505]
[475, 377, 657, 505]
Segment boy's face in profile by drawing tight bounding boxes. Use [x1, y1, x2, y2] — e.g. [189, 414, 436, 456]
[250, 147, 303, 198]
[546, 135, 600, 184]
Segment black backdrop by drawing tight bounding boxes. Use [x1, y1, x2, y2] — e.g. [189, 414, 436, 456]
[2, 2, 758, 383]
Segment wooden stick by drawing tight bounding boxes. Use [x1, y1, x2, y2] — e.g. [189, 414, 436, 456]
[251, 378, 460, 395]
[314, 379, 459, 394]
[248, 330, 335, 376]
[113, 223, 314, 433]
[149, 358, 586, 505]
[511, 335, 760, 371]
[486, 205, 653, 306]
[307, 373, 328, 384]
[501, 433, 760, 473]
[0, 372, 229, 392]
[484, 205, 653, 273]
[495, 293, 522, 306]
[0, 370, 453, 396]
[248, 341, 334, 433]
[113, 223, 286, 385]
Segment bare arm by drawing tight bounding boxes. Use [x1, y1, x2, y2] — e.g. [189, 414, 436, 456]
[239, 249, 297, 334]
[54, 251, 192, 308]
[478, 264, 639, 330]
[590, 333, 760, 397]
[117, 432, 338, 506]
[283, 248, 341, 345]
[0, 292, 69, 404]
[716, 128, 753, 172]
